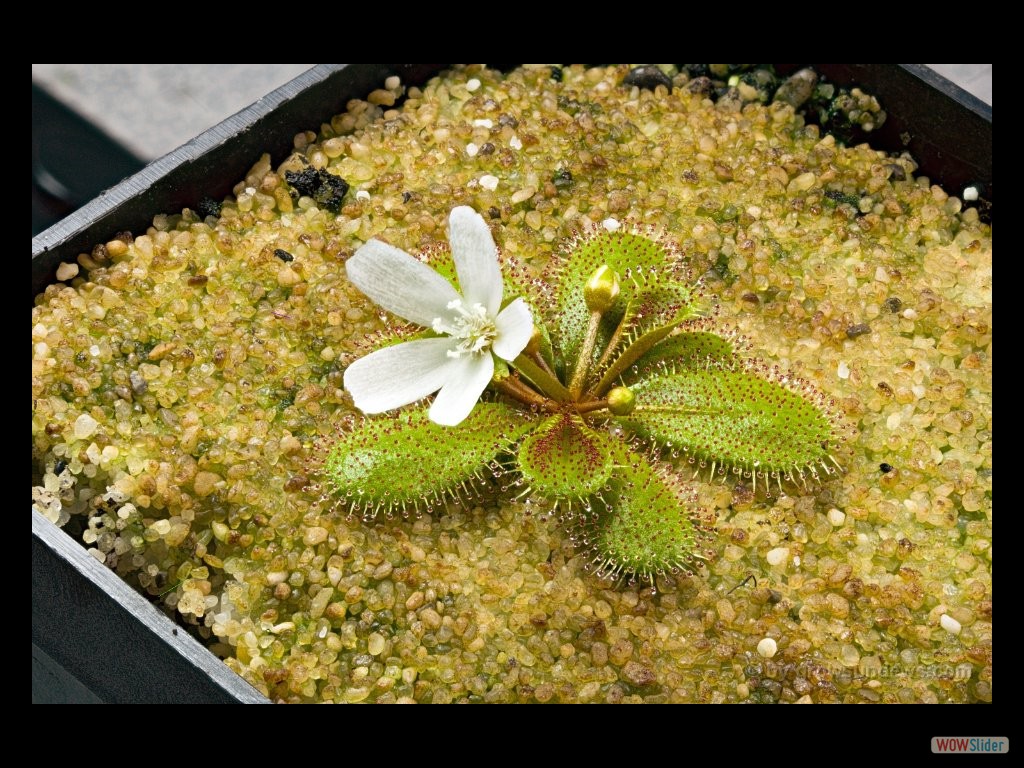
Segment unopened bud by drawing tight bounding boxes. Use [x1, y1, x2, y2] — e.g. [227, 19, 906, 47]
[584, 265, 620, 313]
[607, 386, 636, 416]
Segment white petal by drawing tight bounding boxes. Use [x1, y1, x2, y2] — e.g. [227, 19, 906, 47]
[344, 337, 459, 414]
[429, 353, 494, 426]
[491, 298, 534, 361]
[346, 240, 460, 327]
[448, 206, 503, 315]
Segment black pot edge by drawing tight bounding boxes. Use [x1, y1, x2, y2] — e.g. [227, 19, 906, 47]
[31, 63, 991, 704]
[32, 509, 268, 703]
[819, 64, 991, 209]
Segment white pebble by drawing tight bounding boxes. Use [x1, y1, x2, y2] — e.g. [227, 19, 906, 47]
[766, 547, 790, 566]
[355, 190, 370, 201]
[886, 412, 902, 430]
[602, 218, 621, 232]
[384, 75, 401, 90]
[466, 142, 479, 157]
[827, 508, 846, 527]
[757, 638, 778, 658]
[479, 174, 499, 191]
[466, 78, 481, 92]
[940, 614, 962, 635]
[73, 413, 98, 440]
[509, 135, 523, 150]
[837, 361, 850, 379]
[510, 187, 536, 205]
[902, 308, 918, 320]
[962, 186, 979, 202]
[472, 119, 493, 128]
[56, 262, 79, 281]
[874, 266, 890, 283]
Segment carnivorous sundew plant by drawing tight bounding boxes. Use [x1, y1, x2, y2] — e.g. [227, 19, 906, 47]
[320, 207, 849, 584]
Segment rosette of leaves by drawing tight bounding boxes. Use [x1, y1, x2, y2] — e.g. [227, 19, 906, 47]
[319, 224, 847, 583]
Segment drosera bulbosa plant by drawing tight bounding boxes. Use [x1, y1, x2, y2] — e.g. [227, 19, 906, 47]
[317, 207, 850, 584]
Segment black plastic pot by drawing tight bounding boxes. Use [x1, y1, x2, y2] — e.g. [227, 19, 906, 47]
[31, 64, 991, 703]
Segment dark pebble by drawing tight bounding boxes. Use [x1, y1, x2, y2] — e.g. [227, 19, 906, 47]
[54, 459, 68, 475]
[709, 64, 754, 77]
[552, 168, 573, 189]
[774, 68, 818, 109]
[825, 189, 860, 208]
[187, 275, 209, 287]
[549, 66, 563, 82]
[284, 474, 308, 492]
[622, 65, 672, 91]
[195, 196, 222, 218]
[274, 248, 295, 262]
[759, 678, 783, 701]
[686, 76, 715, 97]
[845, 323, 871, 339]
[478, 142, 496, 156]
[488, 206, 501, 220]
[622, 660, 657, 687]
[498, 113, 518, 129]
[285, 168, 350, 213]
[679, 64, 710, 79]
[883, 296, 903, 313]
[286, 167, 325, 197]
[879, 463, 893, 473]
[130, 370, 148, 395]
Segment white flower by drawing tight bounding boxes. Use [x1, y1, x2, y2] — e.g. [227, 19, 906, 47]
[343, 206, 534, 426]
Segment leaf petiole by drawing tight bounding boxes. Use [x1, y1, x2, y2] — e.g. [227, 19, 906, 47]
[512, 353, 571, 402]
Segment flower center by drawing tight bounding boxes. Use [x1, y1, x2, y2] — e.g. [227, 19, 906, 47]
[433, 300, 497, 358]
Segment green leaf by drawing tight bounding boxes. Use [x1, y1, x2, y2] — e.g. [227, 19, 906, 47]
[573, 444, 709, 583]
[321, 403, 535, 516]
[618, 363, 843, 490]
[623, 323, 741, 384]
[518, 413, 614, 498]
[548, 228, 694, 374]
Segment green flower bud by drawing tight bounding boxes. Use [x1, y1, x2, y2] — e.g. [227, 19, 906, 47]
[607, 386, 636, 416]
[584, 265, 620, 312]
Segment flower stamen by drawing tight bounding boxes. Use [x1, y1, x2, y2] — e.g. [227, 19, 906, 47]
[434, 299, 498, 358]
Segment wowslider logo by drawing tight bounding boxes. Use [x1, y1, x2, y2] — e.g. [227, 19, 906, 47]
[932, 737, 1008, 754]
